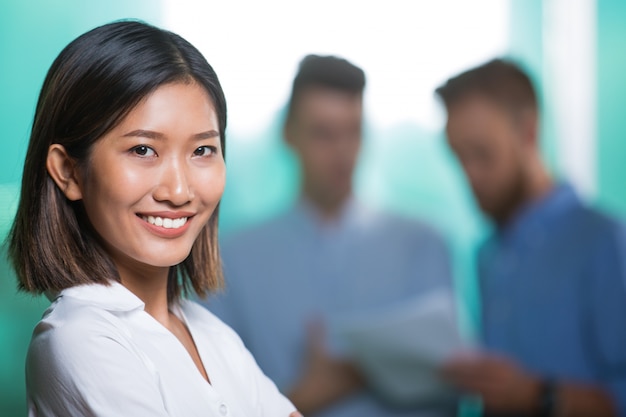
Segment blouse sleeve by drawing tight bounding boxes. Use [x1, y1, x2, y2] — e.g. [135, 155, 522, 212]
[26, 312, 170, 417]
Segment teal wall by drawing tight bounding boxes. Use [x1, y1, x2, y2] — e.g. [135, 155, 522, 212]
[507, 0, 560, 176]
[0, 2, 161, 415]
[507, 0, 626, 219]
[597, 0, 626, 217]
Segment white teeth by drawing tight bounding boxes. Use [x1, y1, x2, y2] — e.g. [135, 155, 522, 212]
[141, 215, 188, 229]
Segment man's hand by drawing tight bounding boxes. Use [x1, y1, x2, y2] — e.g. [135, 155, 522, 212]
[441, 352, 542, 415]
[442, 351, 618, 417]
[287, 321, 365, 415]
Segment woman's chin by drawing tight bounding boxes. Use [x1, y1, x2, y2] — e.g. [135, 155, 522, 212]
[142, 253, 192, 269]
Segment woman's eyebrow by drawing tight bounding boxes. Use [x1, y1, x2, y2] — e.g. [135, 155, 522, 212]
[122, 129, 164, 140]
[122, 129, 220, 140]
[193, 130, 220, 140]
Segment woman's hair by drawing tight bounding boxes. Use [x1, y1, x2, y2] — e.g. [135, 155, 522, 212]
[7, 20, 227, 302]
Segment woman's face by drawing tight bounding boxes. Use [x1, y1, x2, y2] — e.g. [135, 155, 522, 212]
[78, 82, 225, 277]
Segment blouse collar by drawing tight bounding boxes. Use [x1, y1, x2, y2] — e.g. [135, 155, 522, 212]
[53, 281, 146, 312]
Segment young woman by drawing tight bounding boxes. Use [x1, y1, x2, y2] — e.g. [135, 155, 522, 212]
[8, 20, 301, 417]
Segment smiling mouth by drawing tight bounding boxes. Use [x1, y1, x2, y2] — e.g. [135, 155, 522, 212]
[140, 215, 189, 229]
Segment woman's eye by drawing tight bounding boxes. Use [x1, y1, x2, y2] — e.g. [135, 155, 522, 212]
[193, 146, 216, 157]
[131, 145, 156, 157]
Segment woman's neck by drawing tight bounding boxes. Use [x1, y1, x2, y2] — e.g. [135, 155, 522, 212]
[117, 262, 171, 324]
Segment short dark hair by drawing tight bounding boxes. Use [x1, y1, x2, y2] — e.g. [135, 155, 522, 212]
[7, 20, 227, 302]
[435, 58, 538, 118]
[286, 54, 366, 121]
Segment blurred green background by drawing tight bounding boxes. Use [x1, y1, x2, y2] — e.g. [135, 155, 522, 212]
[1, 1, 625, 416]
[0, 2, 163, 415]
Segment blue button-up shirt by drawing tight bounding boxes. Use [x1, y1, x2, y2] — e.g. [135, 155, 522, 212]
[480, 183, 626, 416]
[204, 198, 455, 417]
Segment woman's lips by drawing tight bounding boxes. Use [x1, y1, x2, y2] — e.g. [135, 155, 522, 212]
[141, 215, 188, 229]
[136, 212, 195, 237]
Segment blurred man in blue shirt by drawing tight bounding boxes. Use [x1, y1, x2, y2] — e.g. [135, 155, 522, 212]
[437, 58, 626, 417]
[205, 55, 456, 417]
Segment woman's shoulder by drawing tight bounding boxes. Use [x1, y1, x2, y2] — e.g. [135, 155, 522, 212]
[30, 283, 140, 357]
[26, 286, 172, 417]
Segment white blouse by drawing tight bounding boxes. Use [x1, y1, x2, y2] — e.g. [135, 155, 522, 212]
[26, 281, 296, 417]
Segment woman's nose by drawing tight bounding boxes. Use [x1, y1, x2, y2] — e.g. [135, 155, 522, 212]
[152, 157, 194, 206]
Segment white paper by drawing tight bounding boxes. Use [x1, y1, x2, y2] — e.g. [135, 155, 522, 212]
[331, 289, 470, 406]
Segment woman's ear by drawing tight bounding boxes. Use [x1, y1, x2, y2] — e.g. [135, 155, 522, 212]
[46, 144, 83, 201]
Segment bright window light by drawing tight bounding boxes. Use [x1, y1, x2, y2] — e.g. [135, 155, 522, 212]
[163, 0, 510, 136]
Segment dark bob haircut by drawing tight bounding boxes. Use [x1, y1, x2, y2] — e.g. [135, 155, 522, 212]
[286, 54, 366, 122]
[7, 20, 227, 302]
[435, 58, 538, 119]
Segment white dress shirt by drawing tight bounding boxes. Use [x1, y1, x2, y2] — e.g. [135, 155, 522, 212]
[26, 281, 296, 417]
